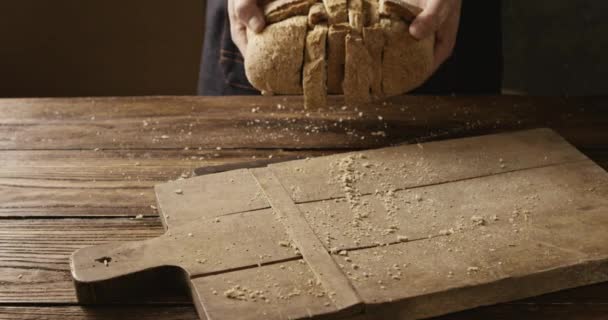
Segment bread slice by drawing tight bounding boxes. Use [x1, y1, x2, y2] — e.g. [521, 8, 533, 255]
[303, 24, 328, 109]
[326, 23, 350, 94]
[245, 16, 308, 95]
[363, 24, 385, 97]
[308, 3, 329, 27]
[381, 18, 434, 96]
[348, 0, 364, 32]
[363, 0, 381, 25]
[379, 0, 422, 23]
[343, 34, 373, 105]
[323, 0, 348, 24]
[264, 0, 317, 24]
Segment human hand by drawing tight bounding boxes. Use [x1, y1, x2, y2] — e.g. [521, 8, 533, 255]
[409, 0, 462, 71]
[228, 0, 266, 55]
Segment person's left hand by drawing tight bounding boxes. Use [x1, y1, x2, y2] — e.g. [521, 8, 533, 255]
[409, 0, 462, 72]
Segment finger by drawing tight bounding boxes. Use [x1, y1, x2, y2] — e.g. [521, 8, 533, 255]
[230, 24, 249, 55]
[234, 0, 266, 33]
[409, 0, 453, 40]
[432, 1, 461, 71]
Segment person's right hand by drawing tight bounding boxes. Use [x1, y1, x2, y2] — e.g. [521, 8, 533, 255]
[228, 0, 266, 55]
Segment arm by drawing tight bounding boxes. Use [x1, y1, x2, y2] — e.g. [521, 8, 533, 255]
[409, 0, 462, 72]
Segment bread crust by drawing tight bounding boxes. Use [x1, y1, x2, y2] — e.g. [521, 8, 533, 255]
[343, 34, 373, 105]
[303, 24, 328, 109]
[243, 0, 434, 107]
[245, 16, 308, 95]
[381, 18, 434, 96]
[265, 0, 317, 24]
[363, 24, 385, 98]
[326, 23, 350, 94]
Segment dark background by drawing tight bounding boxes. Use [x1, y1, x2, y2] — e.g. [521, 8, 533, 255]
[0, 0, 606, 97]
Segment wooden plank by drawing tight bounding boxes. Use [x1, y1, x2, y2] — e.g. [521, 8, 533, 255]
[299, 161, 608, 251]
[155, 169, 271, 229]
[0, 150, 326, 218]
[0, 96, 605, 150]
[271, 129, 587, 203]
[191, 260, 340, 320]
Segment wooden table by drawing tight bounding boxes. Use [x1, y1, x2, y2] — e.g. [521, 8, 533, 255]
[0, 95, 606, 319]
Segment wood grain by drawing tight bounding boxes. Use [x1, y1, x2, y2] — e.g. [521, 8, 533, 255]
[0, 95, 606, 319]
[0, 96, 605, 150]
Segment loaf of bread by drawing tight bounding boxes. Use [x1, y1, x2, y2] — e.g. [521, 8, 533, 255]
[245, 0, 434, 108]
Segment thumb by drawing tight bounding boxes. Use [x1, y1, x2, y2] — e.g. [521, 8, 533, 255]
[234, 0, 266, 33]
[409, 0, 449, 39]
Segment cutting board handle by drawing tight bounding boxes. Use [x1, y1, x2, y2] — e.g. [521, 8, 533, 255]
[70, 238, 174, 283]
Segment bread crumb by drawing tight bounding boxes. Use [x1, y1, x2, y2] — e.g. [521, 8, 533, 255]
[175, 189, 183, 195]
[134, 214, 144, 219]
[397, 235, 409, 242]
[188, 233, 193, 237]
[17, 274, 23, 279]
[278, 241, 290, 247]
[471, 215, 486, 226]
[467, 266, 480, 273]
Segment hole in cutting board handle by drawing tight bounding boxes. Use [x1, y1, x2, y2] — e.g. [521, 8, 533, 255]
[94, 256, 112, 266]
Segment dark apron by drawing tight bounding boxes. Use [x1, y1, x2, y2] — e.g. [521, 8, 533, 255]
[198, 1, 503, 95]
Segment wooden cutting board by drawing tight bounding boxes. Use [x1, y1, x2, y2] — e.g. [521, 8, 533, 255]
[70, 128, 608, 320]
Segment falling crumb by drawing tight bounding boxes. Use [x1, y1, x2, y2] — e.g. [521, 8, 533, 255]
[188, 233, 193, 237]
[175, 189, 183, 195]
[161, 135, 169, 139]
[134, 214, 144, 220]
[17, 274, 23, 279]
[216, 147, 222, 151]
[150, 205, 157, 210]
[338, 250, 348, 256]
[377, 115, 383, 121]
